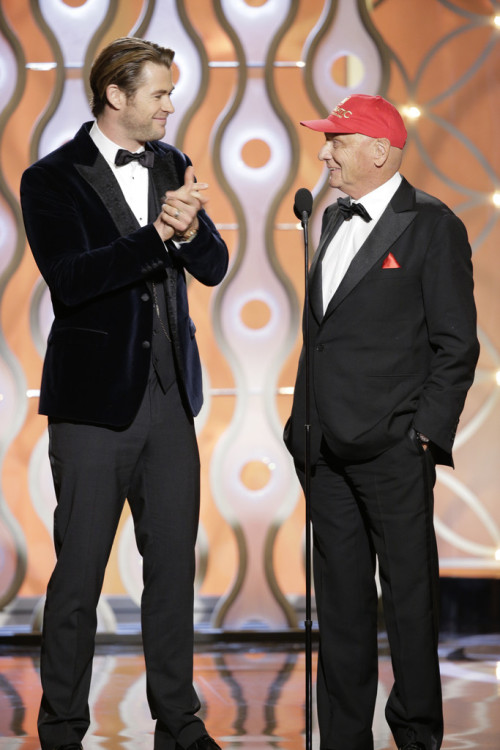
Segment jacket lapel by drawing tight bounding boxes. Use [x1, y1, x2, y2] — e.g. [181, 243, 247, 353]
[69, 125, 136, 234]
[73, 126, 181, 237]
[148, 146, 185, 359]
[149, 148, 182, 199]
[75, 151, 140, 236]
[323, 179, 418, 318]
[309, 208, 344, 322]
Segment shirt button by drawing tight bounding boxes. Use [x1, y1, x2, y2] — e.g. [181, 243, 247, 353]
[141, 293, 150, 302]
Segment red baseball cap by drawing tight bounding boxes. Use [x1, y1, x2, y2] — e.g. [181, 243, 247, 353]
[300, 94, 407, 149]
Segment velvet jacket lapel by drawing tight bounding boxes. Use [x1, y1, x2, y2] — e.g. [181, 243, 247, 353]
[149, 144, 182, 198]
[73, 124, 182, 238]
[75, 155, 140, 237]
[148, 143, 189, 358]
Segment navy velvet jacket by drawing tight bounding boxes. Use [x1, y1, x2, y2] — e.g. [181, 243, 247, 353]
[20, 123, 228, 425]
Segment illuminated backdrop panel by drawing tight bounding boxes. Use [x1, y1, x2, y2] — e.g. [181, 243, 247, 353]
[0, 0, 498, 632]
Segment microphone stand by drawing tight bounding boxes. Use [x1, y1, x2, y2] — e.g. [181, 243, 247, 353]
[300, 206, 313, 750]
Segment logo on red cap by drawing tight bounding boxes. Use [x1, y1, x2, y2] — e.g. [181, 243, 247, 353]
[330, 98, 354, 120]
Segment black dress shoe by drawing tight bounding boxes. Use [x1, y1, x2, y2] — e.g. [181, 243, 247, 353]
[183, 735, 221, 750]
[399, 743, 426, 750]
[53, 744, 83, 750]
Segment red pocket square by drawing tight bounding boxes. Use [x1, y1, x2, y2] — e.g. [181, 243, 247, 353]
[382, 252, 400, 269]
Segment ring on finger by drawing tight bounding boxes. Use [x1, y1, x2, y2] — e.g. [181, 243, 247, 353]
[174, 209, 181, 219]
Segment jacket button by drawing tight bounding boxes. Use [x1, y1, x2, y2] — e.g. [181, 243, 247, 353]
[142, 341, 151, 349]
[316, 344, 324, 352]
[141, 292, 150, 302]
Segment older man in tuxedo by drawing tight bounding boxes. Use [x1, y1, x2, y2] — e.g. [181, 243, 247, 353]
[21, 37, 228, 750]
[284, 95, 479, 750]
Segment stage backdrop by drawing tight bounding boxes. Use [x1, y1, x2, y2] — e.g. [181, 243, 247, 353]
[0, 0, 499, 632]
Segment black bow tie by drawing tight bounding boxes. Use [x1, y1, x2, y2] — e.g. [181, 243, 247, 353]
[337, 196, 371, 222]
[115, 149, 154, 169]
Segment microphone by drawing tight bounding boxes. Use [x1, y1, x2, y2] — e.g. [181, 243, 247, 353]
[293, 185, 314, 750]
[293, 188, 313, 223]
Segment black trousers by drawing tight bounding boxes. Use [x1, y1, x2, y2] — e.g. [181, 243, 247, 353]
[38, 372, 206, 750]
[302, 430, 443, 750]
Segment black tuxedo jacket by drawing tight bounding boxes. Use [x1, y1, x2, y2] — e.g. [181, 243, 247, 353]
[284, 177, 479, 467]
[21, 123, 228, 425]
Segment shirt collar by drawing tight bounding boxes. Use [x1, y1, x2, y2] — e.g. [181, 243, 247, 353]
[89, 121, 146, 167]
[352, 172, 402, 217]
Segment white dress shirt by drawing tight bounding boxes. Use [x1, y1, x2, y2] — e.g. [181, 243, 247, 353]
[90, 122, 149, 227]
[321, 171, 402, 314]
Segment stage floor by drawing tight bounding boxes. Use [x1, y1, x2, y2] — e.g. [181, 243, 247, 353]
[1, 635, 499, 749]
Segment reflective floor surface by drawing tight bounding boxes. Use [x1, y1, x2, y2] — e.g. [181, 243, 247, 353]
[1, 635, 499, 749]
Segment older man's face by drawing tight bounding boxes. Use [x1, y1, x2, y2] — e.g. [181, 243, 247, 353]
[318, 132, 379, 200]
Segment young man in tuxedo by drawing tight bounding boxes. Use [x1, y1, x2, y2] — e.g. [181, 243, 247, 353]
[284, 94, 479, 750]
[21, 37, 228, 750]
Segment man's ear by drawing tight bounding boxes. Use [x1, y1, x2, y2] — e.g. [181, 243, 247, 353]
[106, 84, 125, 111]
[373, 137, 391, 167]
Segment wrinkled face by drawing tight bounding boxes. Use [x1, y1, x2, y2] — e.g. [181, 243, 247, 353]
[118, 61, 175, 146]
[318, 132, 377, 199]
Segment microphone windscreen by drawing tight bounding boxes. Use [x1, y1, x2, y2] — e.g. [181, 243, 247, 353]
[293, 188, 313, 220]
